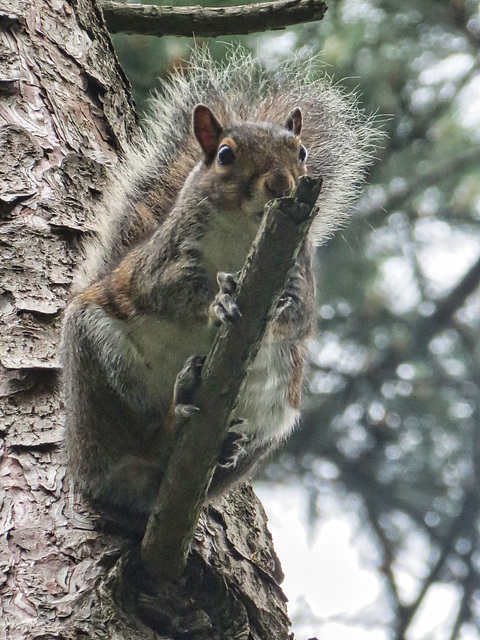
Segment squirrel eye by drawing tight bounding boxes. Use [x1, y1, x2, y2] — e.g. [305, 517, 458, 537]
[217, 145, 235, 166]
[298, 145, 308, 164]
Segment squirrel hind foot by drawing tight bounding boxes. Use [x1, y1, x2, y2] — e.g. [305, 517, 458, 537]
[218, 430, 250, 469]
[173, 355, 205, 414]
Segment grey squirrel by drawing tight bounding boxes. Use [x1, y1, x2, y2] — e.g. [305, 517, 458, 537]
[61, 48, 375, 515]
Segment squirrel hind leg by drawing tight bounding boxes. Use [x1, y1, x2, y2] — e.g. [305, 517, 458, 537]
[86, 456, 164, 515]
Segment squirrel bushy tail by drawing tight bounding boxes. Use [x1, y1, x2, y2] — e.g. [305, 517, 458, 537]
[75, 46, 377, 292]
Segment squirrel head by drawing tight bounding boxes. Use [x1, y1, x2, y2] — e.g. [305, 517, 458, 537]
[192, 104, 308, 218]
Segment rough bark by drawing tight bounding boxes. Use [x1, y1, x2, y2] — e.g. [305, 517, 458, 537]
[0, 1, 290, 638]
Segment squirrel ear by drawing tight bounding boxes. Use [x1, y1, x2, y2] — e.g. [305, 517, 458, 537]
[193, 105, 223, 160]
[285, 108, 302, 136]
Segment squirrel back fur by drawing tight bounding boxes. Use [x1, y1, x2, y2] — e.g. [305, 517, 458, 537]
[74, 46, 376, 293]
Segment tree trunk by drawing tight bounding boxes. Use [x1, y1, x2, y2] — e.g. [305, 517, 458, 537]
[0, 1, 290, 638]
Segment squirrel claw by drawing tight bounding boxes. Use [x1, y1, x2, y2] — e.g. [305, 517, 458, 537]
[218, 430, 249, 468]
[230, 417, 245, 428]
[173, 355, 205, 412]
[274, 295, 293, 320]
[211, 271, 242, 326]
[174, 403, 200, 418]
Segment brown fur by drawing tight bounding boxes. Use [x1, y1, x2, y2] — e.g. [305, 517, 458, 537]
[79, 252, 138, 321]
[287, 345, 306, 410]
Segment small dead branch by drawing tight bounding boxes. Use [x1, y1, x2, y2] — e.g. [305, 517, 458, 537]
[101, 0, 327, 38]
[140, 175, 322, 581]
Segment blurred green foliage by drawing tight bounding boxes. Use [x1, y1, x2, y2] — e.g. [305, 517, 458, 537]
[111, 1, 480, 637]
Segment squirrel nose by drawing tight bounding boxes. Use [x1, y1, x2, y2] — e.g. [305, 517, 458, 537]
[265, 171, 294, 199]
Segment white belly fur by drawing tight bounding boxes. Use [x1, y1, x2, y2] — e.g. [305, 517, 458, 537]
[129, 316, 299, 443]
[128, 315, 212, 409]
[233, 338, 299, 445]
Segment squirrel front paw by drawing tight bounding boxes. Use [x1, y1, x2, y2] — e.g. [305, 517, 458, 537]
[210, 271, 242, 327]
[173, 355, 205, 417]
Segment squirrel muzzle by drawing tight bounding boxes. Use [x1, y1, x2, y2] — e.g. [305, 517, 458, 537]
[264, 169, 296, 199]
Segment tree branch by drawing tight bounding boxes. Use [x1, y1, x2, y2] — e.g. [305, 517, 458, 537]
[366, 147, 480, 222]
[417, 252, 480, 340]
[365, 500, 403, 616]
[446, 555, 476, 640]
[140, 176, 322, 581]
[101, 0, 327, 37]
[394, 491, 480, 640]
[362, 250, 480, 383]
